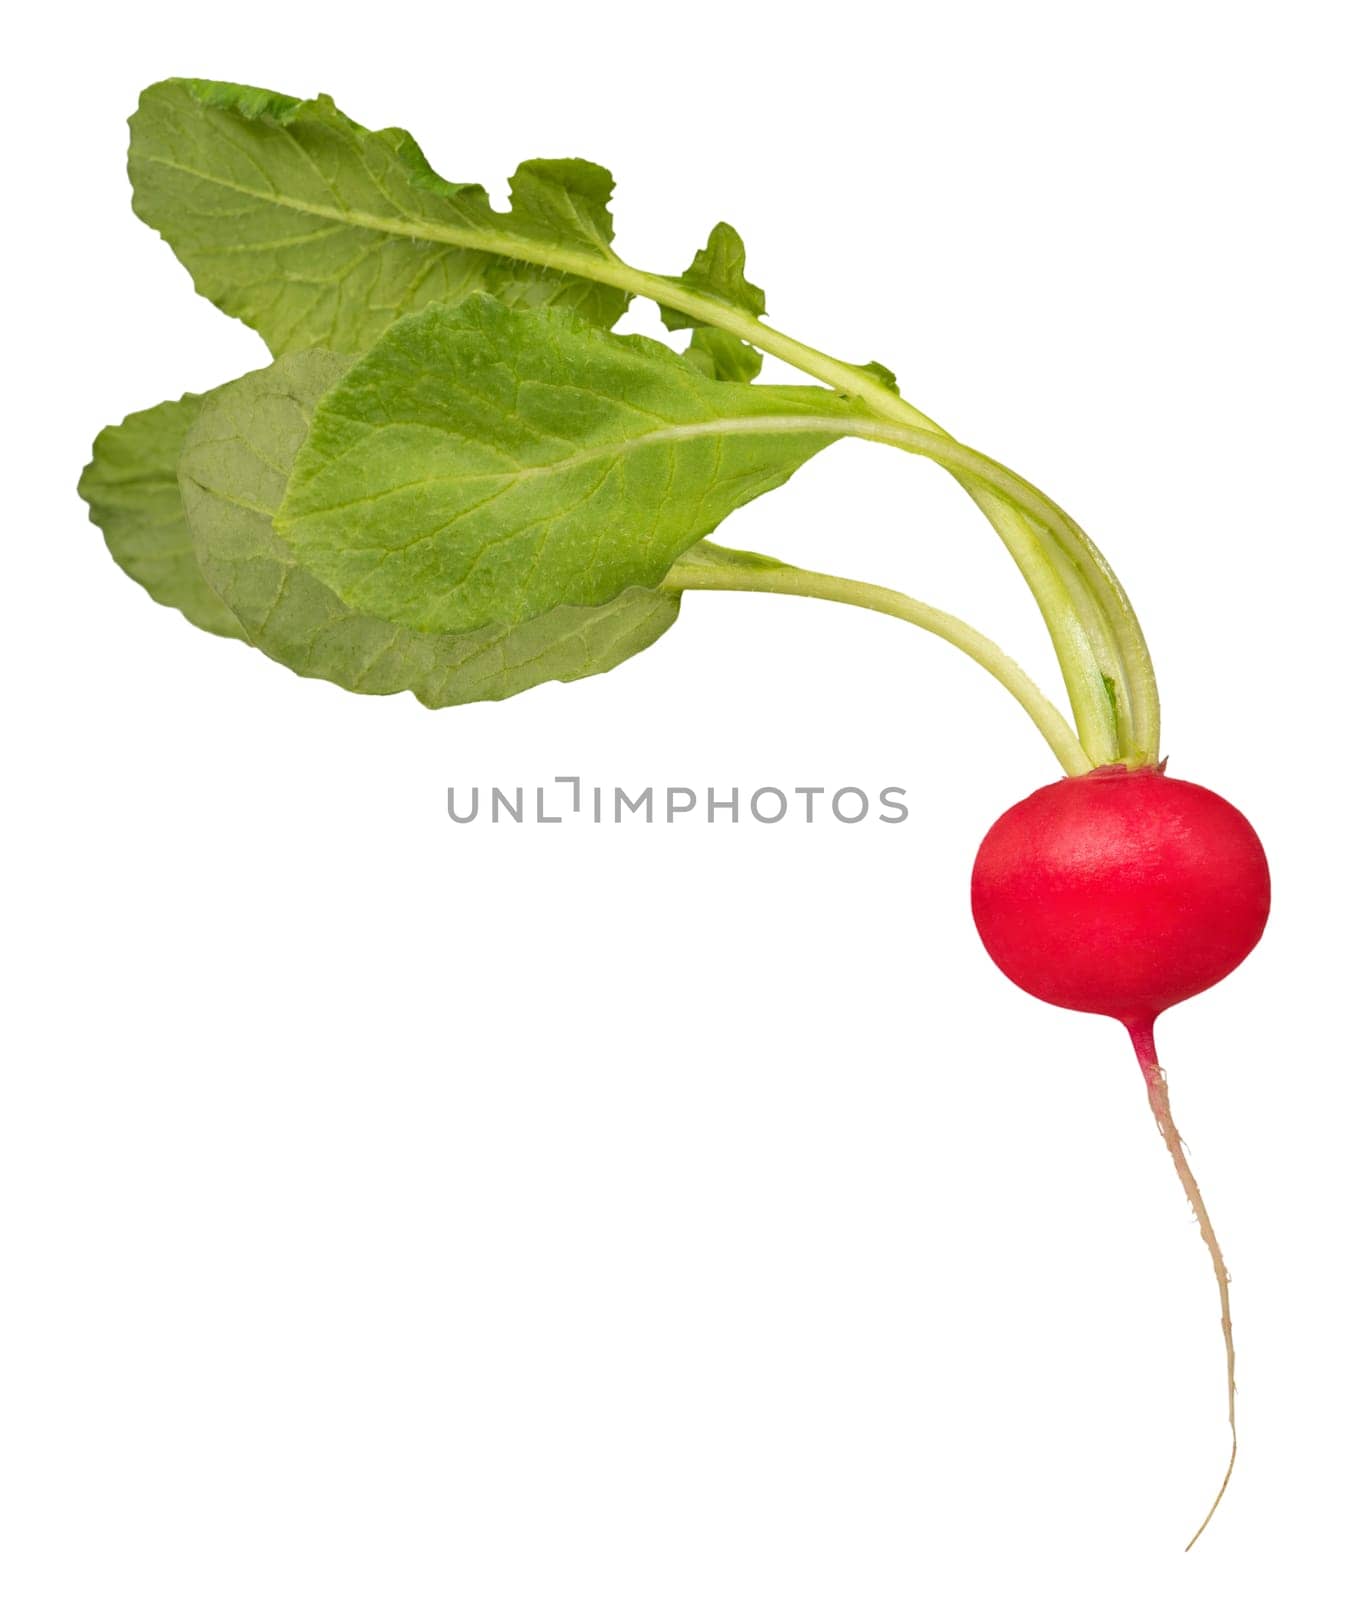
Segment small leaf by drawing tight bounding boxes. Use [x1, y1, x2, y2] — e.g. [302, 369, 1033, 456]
[504, 158, 618, 252]
[660, 221, 765, 331]
[275, 296, 851, 636]
[78, 394, 249, 640]
[178, 354, 678, 708]
[486, 159, 627, 327]
[859, 358, 900, 391]
[683, 327, 764, 384]
[661, 222, 766, 384]
[129, 78, 628, 356]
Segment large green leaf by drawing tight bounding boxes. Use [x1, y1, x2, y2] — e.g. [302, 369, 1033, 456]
[129, 78, 629, 355]
[78, 394, 249, 640]
[274, 296, 850, 636]
[178, 353, 679, 707]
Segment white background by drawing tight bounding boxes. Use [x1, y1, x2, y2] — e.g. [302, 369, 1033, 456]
[5, 3, 1343, 1595]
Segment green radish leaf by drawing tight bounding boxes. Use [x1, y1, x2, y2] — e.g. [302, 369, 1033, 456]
[129, 78, 629, 355]
[78, 394, 249, 641]
[274, 296, 851, 636]
[503, 159, 620, 257]
[662, 222, 765, 380]
[178, 353, 678, 708]
[684, 326, 764, 383]
[659, 221, 765, 330]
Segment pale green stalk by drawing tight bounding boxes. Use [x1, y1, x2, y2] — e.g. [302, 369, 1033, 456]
[664, 548, 1091, 776]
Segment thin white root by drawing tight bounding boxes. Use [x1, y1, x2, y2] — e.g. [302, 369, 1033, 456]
[1136, 1048, 1237, 1551]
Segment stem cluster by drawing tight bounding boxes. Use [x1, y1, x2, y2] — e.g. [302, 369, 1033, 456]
[529, 244, 1161, 772]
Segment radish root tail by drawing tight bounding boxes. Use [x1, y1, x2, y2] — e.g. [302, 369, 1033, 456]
[1128, 1020, 1236, 1552]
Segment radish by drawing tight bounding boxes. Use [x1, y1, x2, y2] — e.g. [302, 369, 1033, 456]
[972, 764, 1270, 1545]
[82, 76, 1278, 1550]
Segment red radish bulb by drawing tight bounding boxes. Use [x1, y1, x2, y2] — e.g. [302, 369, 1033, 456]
[970, 764, 1269, 1025]
[970, 763, 1270, 1547]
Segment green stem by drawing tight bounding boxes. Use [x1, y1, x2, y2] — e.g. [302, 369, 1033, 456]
[958, 486, 1120, 765]
[665, 545, 1091, 776]
[593, 405, 1133, 758]
[1035, 526, 1133, 753]
[607, 255, 1141, 761]
[834, 422, 1156, 764]
[839, 389, 1148, 763]
[592, 254, 1154, 764]
[638, 405, 1153, 764]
